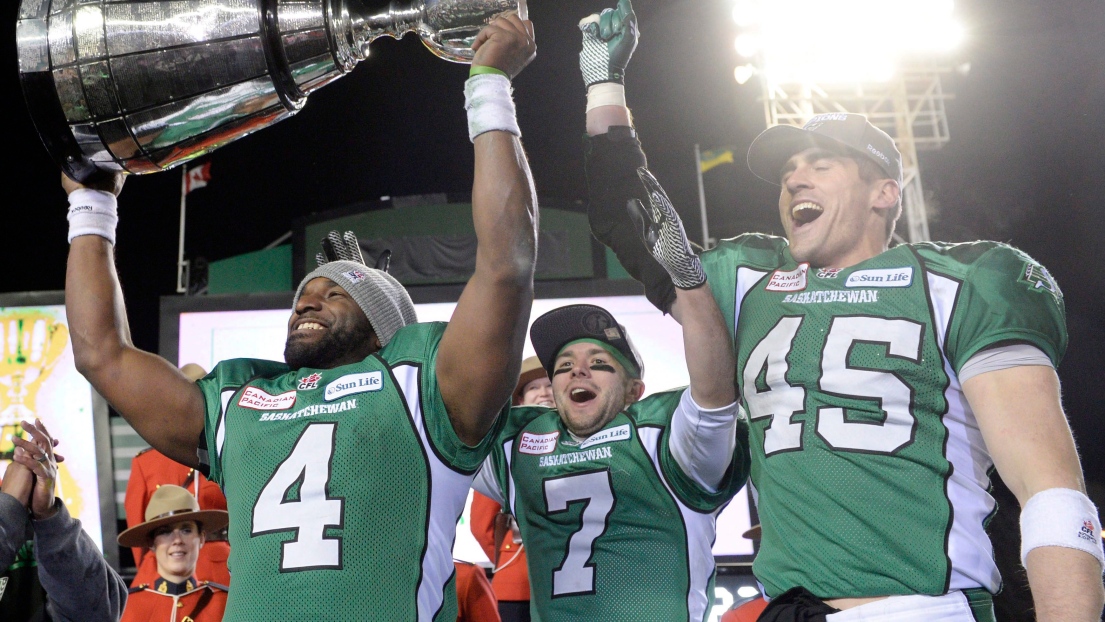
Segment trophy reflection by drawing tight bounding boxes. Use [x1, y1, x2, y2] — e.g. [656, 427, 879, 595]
[0, 312, 80, 516]
[16, 0, 527, 182]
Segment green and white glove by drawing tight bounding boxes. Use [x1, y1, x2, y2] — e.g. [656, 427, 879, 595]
[578, 0, 639, 88]
[629, 167, 706, 290]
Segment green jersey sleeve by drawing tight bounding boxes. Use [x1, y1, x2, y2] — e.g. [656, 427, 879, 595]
[630, 390, 750, 513]
[196, 358, 290, 486]
[381, 322, 509, 473]
[942, 244, 1067, 372]
[701, 234, 792, 340]
[481, 406, 551, 503]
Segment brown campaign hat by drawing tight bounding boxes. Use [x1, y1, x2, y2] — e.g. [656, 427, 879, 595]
[117, 485, 229, 548]
[180, 363, 208, 382]
[513, 356, 549, 405]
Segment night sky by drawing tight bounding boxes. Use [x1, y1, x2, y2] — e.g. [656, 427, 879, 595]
[6, 0, 1104, 480]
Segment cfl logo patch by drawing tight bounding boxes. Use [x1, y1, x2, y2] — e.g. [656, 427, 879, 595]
[1078, 520, 1096, 543]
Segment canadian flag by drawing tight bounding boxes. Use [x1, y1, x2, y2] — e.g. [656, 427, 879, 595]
[184, 162, 212, 194]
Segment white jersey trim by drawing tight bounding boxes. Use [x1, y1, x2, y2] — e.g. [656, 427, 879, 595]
[392, 364, 475, 622]
[215, 388, 236, 471]
[825, 589, 979, 621]
[735, 267, 770, 331]
[639, 426, 720, 622]
[926, 272, 1000, 592]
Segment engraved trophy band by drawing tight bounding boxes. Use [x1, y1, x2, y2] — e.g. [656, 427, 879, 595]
[17, 0, 527, 181]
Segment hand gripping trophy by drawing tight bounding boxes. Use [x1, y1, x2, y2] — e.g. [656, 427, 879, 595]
[16, 0, 527, 182]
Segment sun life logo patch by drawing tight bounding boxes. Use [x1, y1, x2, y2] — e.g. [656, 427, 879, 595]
[298, 373, 323, 390]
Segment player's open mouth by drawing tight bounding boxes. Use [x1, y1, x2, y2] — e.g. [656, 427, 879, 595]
[295, 321, 325, 331]
[791, 201, 823, 226]
[570, 388, 597, 403]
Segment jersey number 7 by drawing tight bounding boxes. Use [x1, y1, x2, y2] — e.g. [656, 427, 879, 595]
[542, 469, 616, 597]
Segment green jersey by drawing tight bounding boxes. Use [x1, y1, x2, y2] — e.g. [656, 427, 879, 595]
[701, 234, 1066, 600]
[196, 322, 504, 621]
[478, 389, 749, 622]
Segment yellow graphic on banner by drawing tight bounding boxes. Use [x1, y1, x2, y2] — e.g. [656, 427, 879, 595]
[0, 311, 81, 516]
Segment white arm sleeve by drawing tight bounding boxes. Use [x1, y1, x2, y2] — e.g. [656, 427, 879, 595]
[958, 343, 1053, 383]
[471, 456, 505, 506]
[668, 388, 741, 493]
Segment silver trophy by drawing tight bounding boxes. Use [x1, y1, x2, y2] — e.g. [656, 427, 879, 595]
[16, 0, 527, 181]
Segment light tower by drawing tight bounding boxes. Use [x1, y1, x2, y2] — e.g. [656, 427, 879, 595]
[731, 0, 966, 243]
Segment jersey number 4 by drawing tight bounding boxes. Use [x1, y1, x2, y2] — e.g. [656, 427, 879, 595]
[543, 470, 616, 597]
[745, 315, 923, 455]
[252, 422, 345, 571]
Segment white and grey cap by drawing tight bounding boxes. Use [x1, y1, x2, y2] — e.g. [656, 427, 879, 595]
[747, 112, 903, 186]
[292, 231, 417, 346]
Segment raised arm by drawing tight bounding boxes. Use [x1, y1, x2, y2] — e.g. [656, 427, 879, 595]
[436, 15, 538, 446]
[63, 173, 206, 467]
[580, 0, 679, 315]
[630, 167, 741, 491]
[964, 365, 1104, 621]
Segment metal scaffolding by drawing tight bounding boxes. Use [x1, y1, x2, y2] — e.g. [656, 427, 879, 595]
[758, 65, 955, 243]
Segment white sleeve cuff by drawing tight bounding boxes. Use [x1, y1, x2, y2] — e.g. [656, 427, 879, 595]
[668, 388, 740, 493]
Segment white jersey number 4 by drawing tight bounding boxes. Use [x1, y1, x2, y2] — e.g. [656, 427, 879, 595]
[252, 422, 345, 571]
[543, 469, 616, 596]
[744, 315, 923, 455]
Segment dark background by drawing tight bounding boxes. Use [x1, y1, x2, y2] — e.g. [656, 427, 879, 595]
[5, 0, 1103, 485]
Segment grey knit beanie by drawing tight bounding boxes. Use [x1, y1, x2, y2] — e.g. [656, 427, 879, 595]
[292, 232, 417, 346]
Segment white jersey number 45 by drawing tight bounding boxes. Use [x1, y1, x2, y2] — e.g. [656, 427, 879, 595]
[744, 315, 923, 455]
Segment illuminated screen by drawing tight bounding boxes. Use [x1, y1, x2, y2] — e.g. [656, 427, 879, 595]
[0, 305, 106, 551]
[177, 295, 755, 563]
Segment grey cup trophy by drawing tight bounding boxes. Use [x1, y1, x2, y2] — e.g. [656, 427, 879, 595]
[16, 0, 527, 182]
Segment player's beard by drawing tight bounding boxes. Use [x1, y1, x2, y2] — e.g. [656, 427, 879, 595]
[284, 317, 375, 370]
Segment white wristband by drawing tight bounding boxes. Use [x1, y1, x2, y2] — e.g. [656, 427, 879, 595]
[586, 83, 626, 113]
[464, 74, 520, 142]
[1020, 487, 1104, 571]
[67, 188, 118, 245]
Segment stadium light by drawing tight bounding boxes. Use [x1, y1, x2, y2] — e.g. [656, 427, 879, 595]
[734, 64, 756, 85]
[733, 0, 964, 85]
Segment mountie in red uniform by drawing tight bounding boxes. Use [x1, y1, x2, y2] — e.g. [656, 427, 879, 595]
[121, 576, 228, 622]
[125, 448, 230, 587]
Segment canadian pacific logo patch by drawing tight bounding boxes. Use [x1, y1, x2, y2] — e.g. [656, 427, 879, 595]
[579, 424, 630, 449]
[765, 263, 809, 292]
[519, 431, 559, 455]
[238, 387, 297, 411]
[324, 371, 383, 401]
[845, 267, 913, 288]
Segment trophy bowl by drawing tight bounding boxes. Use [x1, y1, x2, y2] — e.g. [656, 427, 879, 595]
[16, 0, 526, 182]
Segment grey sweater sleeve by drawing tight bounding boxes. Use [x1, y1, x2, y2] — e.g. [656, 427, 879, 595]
[0, 492, 30, 570]
[33, 499, 127, 622]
